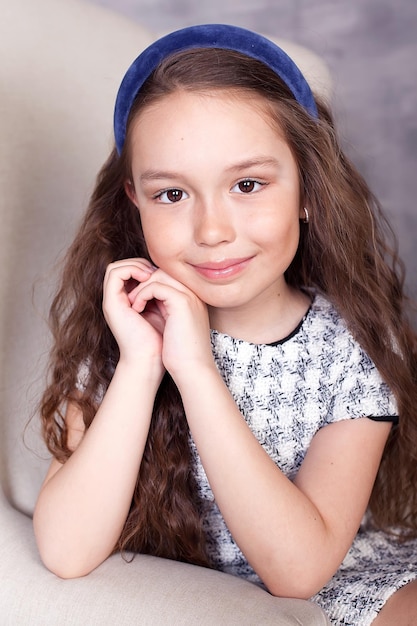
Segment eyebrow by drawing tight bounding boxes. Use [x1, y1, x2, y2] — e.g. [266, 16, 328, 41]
[139, 156, 281, 183]
[225, 156, 281, 174]
[140, 170, 181, 183]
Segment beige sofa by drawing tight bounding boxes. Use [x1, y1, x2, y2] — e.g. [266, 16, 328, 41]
[0, 0, 331, 622]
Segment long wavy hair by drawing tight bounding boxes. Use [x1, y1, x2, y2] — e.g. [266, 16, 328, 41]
[40, 48, 417, 567]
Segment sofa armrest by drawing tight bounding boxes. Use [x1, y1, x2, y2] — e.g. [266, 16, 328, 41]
[0, 494, 329, 625]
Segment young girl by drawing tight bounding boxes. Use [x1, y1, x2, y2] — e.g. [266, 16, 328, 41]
[33, 24, 417, 625]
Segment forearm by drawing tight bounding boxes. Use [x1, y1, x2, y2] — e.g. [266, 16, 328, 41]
[176, 366, 343, 598]
[34, 359, 160, 578]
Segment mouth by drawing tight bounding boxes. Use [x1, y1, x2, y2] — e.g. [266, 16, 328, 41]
[191, 257, 253, 280]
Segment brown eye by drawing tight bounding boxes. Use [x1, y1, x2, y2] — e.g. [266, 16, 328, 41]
[166, 189, 183, 202]
[157, 188, 188, 203]
[238, 180, 256, 193]
[232, 179, 264, 194]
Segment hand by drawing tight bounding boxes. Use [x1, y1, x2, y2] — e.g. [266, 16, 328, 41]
[102, 258, 164, 371]
[127, 268, 215, 383]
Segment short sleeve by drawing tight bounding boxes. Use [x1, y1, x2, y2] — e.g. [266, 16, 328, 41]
[75, 359, 91, 394]
[325, 336, 398, 425]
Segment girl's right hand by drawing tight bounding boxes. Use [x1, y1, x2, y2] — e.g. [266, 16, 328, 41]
[102, 258, 164, 370]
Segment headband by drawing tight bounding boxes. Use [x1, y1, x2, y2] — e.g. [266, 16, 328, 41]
[114, 24, 319, 154]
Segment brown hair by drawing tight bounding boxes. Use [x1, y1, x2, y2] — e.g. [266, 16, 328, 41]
[39, 48, 417, 567]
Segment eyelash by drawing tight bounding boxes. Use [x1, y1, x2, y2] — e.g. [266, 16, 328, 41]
[232, 179, 267, 194]
[152, 178, 268, 204]
[153, 188, 188, 204]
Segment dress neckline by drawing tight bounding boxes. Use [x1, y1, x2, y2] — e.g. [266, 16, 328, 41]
[210, 295, 316, 348]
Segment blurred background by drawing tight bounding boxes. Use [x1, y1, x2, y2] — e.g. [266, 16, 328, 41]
[88, 0, 417, 314]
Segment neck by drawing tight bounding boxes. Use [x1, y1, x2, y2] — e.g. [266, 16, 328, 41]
[208, 286, 311, 344]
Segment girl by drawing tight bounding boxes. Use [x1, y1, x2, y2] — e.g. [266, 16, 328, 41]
[33, 24, 417, 625]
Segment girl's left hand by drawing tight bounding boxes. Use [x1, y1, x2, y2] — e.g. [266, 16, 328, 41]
[126, 268, 215, 382]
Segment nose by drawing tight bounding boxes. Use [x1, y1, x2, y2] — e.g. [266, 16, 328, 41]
[194, 197, 236, 246]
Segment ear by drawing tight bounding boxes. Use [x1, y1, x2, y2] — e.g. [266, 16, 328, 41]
[300, 206, 309, 224]
[125, 179, 139, 207]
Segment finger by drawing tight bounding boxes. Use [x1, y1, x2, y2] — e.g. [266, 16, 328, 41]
[135, 268, 194, 298]
[106, 257, 156, 271]
[141, 300, 166, 335]
[104, 261, 154, 282]
[104, 261, 155, 293]
[131, 281, 194, 320]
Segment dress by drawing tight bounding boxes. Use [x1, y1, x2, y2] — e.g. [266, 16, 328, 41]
[77, 294, 417, 625]
[187, 294, 417, 626]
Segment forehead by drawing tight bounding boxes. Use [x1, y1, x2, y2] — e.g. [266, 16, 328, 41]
[128, 91, 301, 192]
[129, 89, 288, 158]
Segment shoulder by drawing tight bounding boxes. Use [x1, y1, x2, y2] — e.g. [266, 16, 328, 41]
[305, 294, 368, 363]
[306, 294, 398, 421]
[307, 293, 348, 338]
[75, 359, 91, 393]
[75, 358, 113, 403]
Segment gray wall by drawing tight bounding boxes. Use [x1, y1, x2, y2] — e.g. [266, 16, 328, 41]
[88, 0, 417, 320]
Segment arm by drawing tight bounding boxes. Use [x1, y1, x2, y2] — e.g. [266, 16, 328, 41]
[128, 269, 391, 598]
[34, 260, 165, 579]
[175, 366, 390, 597]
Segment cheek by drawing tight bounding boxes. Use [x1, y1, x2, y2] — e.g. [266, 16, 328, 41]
[139, 217, 161, 260]
[140, 216, 180, 265]
[279, 218, 301, 259]
[250, 209, 300, 249]
[142, 231, 164, 264]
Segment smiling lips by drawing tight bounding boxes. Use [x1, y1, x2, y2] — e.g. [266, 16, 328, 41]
[191, 257, 253, 279]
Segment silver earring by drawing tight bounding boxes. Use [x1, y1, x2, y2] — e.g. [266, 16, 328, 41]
[302, 207, 309, 224]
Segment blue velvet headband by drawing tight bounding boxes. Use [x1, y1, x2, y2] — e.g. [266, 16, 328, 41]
[114, 24, 318, 154]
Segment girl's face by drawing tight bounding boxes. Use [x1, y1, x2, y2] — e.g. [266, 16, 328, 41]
[127, 89, 304, 323]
